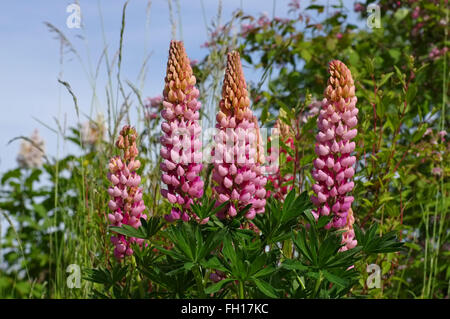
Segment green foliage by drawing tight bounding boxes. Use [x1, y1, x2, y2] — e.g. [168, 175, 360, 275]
[84, 190, 403, 299]
[1, 0, 447, 299]
[110, 217, 164, 239]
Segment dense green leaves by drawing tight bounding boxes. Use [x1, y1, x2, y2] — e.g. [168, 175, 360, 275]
[2, 0, 445, 299]
[354, 224, 405, 254]
[110, 217, 164, 240]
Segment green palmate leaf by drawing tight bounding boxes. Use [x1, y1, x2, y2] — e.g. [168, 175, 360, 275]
[318, 234, 341, 267]
[201, 256, 227, 272]
[252, 266, 276, 278]
[191, 195, 229, 220]
[142, 216, 164, 238]
[249, 254, 267, 276]
[322, 270, 349, 288]
[305, 271, 320, 280]
[282, 259, 308, 272]
[292, 228, 314, 264]
[283, 189, 296, 211]
[303, 210, 317, 226]
[253, 279, 278, 298]
[354, 224, 404, 254]
[159, 264, 185, 277]
[234, 228, 257, 240]
[154, 245, 185, 261]
[222, 236, 237, 266]
[111, 265, 128, 283]
[197, 228, 225, 261]
[183, 262, 194, 271]
[110, 224, 147, 239]
[316, 215, 333, 229]
[109, 217, 162, 240]
[84, 268, 111, 285]
[282, 191, 312, 223]
[323, 246, 361, 268]
[205, 278, 234, 294]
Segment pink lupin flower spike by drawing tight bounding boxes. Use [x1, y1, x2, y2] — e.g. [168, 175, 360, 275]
[311, 60, 358, 247]
[211, 51, 267, 220]
[160, 40, 206, 223]
[107, 125, 147, 259]
[339, 208, 357, 252]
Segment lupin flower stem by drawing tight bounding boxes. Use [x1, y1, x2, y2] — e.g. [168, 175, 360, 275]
[107, 125, 147, 259]
[311, 60, 358, 250]
[212, 51, 267, 220]
[160, 40, 206, 223]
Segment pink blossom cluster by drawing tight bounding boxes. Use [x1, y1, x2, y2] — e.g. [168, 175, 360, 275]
[201, 26, 226, 48]
[273, 17, 291, 24]
[429, 46, 449, 60]
[145, 95, 163, 120]
[339, 208, 357, 251]
[257, 14, 271, 28]
[311, 60, 358, 234]
[300, 99, 321, 124]
[160, 40, 206, 223]
[212, 51, 267, 220]
[432, 167, 443, 176]
[241, 23, 256, 35]
[412, 6, 420, 19]
[107, 125, 147, 259]
[354, 2, 365, 12]
[239, 13, 273, 36]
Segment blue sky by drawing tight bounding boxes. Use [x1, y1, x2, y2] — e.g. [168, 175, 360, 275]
[0, 0, 360, 173]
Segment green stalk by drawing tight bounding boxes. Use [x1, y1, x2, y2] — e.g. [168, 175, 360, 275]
[421, 203, 429, 298]
[313, 271, 323, 298]
[314, 271, 323, 298]
[193, 266, 206, 298]
[239, 280, 245, 299]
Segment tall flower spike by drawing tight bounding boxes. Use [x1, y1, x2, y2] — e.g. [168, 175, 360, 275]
[107, 125, 147, 259]
[311, 60, 358, 239]
[160, 40, 206, 223]
[212, 51, 267, 220]
[340, 208, 357, 251]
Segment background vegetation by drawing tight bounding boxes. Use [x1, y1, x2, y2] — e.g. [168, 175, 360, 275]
[0, 0, 448, 299]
